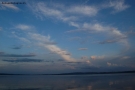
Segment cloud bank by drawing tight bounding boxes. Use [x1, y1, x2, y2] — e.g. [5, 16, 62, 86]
[14, 24, 76, 62]
[3, 58, 43, 63]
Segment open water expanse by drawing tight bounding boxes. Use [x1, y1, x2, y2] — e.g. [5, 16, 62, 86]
[0, 73, 135, 90]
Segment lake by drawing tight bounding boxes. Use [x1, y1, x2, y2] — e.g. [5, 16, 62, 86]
[0, 73, 135, 90]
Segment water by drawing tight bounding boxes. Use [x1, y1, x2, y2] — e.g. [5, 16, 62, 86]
[0, 73, 135, 90]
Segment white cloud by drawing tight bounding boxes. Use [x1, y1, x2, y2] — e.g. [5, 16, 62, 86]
[12, 31, 31, 43]
[67, 6, 98, 16]
[29, 2, 77, 22]
[69, 22, 80, 28]
[81, 56, 90, 64]
[102, 0, 130, 13]
[107, 62, 112, 66]
[83, 23, 110, 32]
[68, 23, 129, 49]
[44, 45, 75, 61]
[107, 62, 118, 66]
[86, 60, 91, 64]
[14, 24, 76, 62]
[29, 0, 129, 24]
[28, 1, 130, 46]
[29, 1, 130, 40]
[27, 1, 131, 59]
[82, 23, 126, 39]
[90, 56, 96, 60]
[90, 55, 105, 60]
[121, 56, 130, 59]
[18, 37, 31, 43]
[110, 0, 130, 13]
[16, 24, 32, 30]
[28, 33, 51, 43]
[1, 4, 19, 11]
[28, 2, 99, 26]
[28, 0, 130, 29]
[35, 3, 63, 19]
[68, 23, 123, 34]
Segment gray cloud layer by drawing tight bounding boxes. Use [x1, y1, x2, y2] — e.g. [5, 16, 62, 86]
[3, 58, 43, 63]
[11, 45, 23, 49]
[0, 52, 36, 57]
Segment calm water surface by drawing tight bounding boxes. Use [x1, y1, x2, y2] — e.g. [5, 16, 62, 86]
[0, 73, 135, 90]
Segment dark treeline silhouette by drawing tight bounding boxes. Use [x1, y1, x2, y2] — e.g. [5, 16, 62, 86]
[0, 70, 135, 75]
[55, 70, 135, 75]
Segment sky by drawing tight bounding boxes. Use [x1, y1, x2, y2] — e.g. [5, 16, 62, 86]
[0, 0, 135, 74]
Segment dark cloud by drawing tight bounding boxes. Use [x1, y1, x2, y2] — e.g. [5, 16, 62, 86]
[0, 53, 36, 57]
[99, 39, 118, 44]
[99, 37, 127, 44]
[0, 52, 5, 54]
[2, 58, 43, 63]
[57, 59, 65, 61]
[81, 56, 88, 60]
[44, 41, 57, 45]
[44, 60, 54, 63]
[12, 46, 22, 49]
[78, 48, 88, 50]
[64, 53, 71, 55]
[66, 62, 83, 64]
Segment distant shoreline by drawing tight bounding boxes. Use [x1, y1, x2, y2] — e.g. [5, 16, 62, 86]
[0, 70, 135, 75]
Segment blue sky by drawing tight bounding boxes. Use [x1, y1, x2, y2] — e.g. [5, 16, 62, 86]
[0, 0, 135, 74]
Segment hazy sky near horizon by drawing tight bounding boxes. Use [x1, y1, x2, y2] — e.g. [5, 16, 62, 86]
[0, 0, 135, 74]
